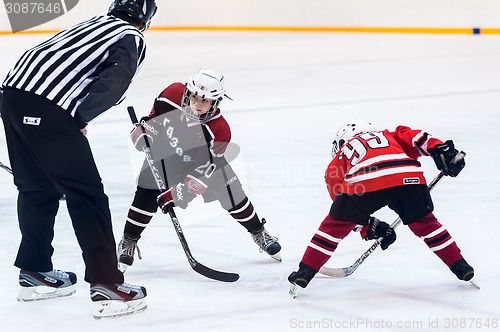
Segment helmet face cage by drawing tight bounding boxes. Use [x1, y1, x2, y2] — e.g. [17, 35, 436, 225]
[331, 119, 374, 157]
[180, 68, 226, 123]
[181, 89, 221, 123]
[108, 0, 157, 32]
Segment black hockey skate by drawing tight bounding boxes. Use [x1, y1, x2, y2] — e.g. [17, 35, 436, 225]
[450, 258, 479, 289]
[251, 219, 282, 261]
[450, 258, 474, 281]
[117, 234, 141, 272]
[288, 263, 317, 298]
[90, 282, 147, 319]
[18, 269, 77, 302]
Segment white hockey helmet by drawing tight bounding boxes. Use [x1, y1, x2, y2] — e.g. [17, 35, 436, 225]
[331, 119, 374, 157]
[181, 68, 226, 122]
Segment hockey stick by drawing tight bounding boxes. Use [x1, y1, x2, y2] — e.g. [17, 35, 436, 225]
[0, 160, 66, 200]
[0, 161, 13, 174]
[319, 151, 465, 279]
[127, 106, 239, 282]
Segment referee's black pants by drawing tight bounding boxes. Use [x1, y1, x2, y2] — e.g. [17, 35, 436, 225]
[1, 88, 123, 284]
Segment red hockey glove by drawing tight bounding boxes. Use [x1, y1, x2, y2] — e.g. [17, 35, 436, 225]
[157, 188, 175, 213]
[157, 183, 196, 213]
[130, 117, 156, 151]
[130, 125, 152, 151]
[363, 217, 396, 250]
[184, 175, 208, 195]
[429, 140, 465, 177]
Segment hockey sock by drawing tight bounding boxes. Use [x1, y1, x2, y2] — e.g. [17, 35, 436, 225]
[124, 205, 155, 239]
[301, 215, 355, 271]
[228, 197, 262, 233]
[123, 187, 160, 238]
[407, 213, 463, 267]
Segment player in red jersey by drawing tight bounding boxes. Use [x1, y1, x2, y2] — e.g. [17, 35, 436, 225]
[289, 119, 472, 296]
[117, 68, 281, 271]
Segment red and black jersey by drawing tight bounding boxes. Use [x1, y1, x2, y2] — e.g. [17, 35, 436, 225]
[326, 126, 443, 198]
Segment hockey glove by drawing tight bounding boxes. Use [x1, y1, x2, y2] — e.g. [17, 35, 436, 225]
[157, 188, 175, 213]
[130, 117, 155, 151]
[157, 183, 196, 213]
[429, 140, 465, 177]
[363, 217, 396, 250]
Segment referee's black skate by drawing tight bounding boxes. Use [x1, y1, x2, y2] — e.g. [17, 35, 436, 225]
[251, 219, 282, 261]
[117, 234, 141, 272]
[17, 269, 77, 302]
[90, 282, 147, 319]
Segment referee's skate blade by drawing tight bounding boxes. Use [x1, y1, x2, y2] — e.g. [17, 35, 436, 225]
[17, 285, 76, 302]
[93, 299, 147, 319]
[117, 262, 129, 273]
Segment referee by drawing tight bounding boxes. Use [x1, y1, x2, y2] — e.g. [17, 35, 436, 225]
[1, 0, 157, 314]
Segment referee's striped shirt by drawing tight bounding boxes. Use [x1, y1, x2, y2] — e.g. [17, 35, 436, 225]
[2, 15, 146, 118]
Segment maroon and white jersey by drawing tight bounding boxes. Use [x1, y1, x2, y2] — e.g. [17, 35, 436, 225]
[326, 126, 444, 197]
[149, 82, 231, 158]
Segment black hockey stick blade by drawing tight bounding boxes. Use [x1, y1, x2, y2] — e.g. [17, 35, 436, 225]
[127, 105, 240, 282]
[192, 262, 239, 282]
[169, 210, 240, 282]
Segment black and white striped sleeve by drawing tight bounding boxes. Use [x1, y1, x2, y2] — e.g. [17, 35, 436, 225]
[74, 34, 146, 127]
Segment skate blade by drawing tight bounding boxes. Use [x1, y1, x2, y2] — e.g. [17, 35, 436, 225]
[17, 285, 76, 302]
[469, 278, 480, 290]
[289, 283, 303, 299]
[271, 252, 282, 262]
[93, 299, 147, 319]
[118, 262, 129, 273]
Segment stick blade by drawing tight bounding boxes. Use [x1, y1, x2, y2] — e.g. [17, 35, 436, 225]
[192, 263, 239, 282]
[318, 266, 350, 278]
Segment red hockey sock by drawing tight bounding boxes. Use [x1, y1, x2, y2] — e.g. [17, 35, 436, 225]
[407, 213, 463, 267]
[301, 215, 355, 271]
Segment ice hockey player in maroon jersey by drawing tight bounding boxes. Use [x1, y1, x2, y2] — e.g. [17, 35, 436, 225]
[117, 68, 281, 271]
[288, 119, 473, 297]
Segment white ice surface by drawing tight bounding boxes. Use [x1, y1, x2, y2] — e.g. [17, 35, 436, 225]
[0, 31, 499, 331]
